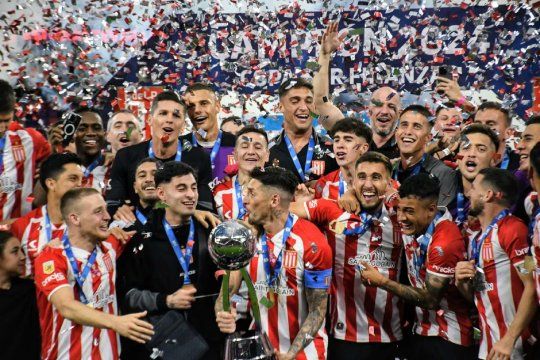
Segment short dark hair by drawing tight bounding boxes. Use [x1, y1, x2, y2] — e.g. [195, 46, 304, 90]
[0, 79, 16, 114]
[250, 167, 299, 198]
[235, 125, 269, 146]
[40, 153, 82, 192]
[150, 91, 185, 115]
[355, 152, 393, 176]
[530, 142, 540, 176]
[525, 115, 540, 127]
[476, 101, 511, 127]
[478, 168, 518, 207]
[278, 78, 313, 98]
[221, 116, 242, 128]
[135, 157, 162, 173]
[435, 102, 459, 116]
[399, 173, 440, 202]
[460, 123, 500, 150]
[400, 104, 433, 125]
[328, 117, 373, 143]
[60, 187, 101, 220]
[74, 106, 101, 118]
[185, 82, 216, 95]
[154, 161, 197, 187]
[0, 230, 15, 258]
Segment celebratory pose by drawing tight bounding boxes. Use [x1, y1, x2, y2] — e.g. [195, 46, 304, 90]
[455, 168, 535, 360]
[34, 188, 153, 359]
[216, 167, 332, 360]
[360, 174, 474, 359]
[292, 152, 403, 359]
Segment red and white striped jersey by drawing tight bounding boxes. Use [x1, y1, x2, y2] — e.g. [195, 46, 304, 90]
[213, 175, 245, 220]
[470, 215, 532, 359]
[313, 169, 343, 201]
[305, 198, 404, 343]
[248, 214, 332, 360]
[34, 236, 122, 360]
[532, 208, 540, 306]
[11, 205, 66, 277]
[402, 208, 473, 346]
[0, 122, 51, 220]
[82, 162, 112, 197]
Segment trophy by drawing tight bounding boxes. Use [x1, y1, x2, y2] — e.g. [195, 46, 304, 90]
[208, 220, 275, 360]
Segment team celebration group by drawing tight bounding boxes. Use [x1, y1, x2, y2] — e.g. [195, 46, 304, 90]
[0, 23, 539, 360]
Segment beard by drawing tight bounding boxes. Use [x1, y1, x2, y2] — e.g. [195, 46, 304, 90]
[468, 200, 485, 217]
[375, 127, 392, 137]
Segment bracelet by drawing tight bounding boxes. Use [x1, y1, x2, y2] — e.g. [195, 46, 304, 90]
[455, 96, 467, 108]
[441, 148, 452, 158]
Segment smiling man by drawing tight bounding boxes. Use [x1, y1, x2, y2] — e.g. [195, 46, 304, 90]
[184, 83, 236, 181]
[268, 78, 338, 184]
[393, 105, 458, 207]
[213, 126, 269, 220]
[106, 110, 143, 155]
[106, 91, 214, 216]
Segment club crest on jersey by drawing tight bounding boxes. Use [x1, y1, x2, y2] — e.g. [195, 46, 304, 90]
[482, 242, 494, 263]
[11, 144, 26, 163]
[283, 250, 297, 269]
[103, 253, 114, 272]
[43, 260, 55, 275]
[310, 160, 325, 176]
[227, 155, 236, 166]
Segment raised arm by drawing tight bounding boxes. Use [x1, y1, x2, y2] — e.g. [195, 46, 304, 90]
[313, 21, 346, 131]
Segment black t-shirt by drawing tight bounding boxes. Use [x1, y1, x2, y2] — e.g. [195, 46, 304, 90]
[370, 135, 400, 160]
[122, 209, 222, 345]
[0, 277, 41, 359]
[106, 137, 214, 216]
[267, 129, 338, 183]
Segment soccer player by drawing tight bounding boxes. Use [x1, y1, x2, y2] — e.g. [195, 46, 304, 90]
[11, 153, 83, 276]
[213, 126, 269, 220]
[455, 168, 535, 359]
[312, 22, 401, 160]
[393, 105, 458, 207]
[268, 78, 338, 184]
[106, 91, 214, 215]
[428, 104, 464, 162]
[360, 174, 474, 359]
[313, 117, 371, 201]
[216, 167, 333, 359]
[291, 152, 403, 359]
[515, 116, 540, 173]
[106, 110, 144, 155]
[184, 82, 236, 180]
[0, 79, 51, 220]
[122, 161, 224, 360]
[34, 188, 154, 359]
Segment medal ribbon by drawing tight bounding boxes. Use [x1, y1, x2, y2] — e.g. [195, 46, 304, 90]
[135, 209, 147, 225]
[163, 218, 196, 285]
[61, 233, 97, 304]
[471, 209, 510, 266]
[261, 214, 294, 289]
[393, 154, 427, 181]
[234, 176, 246, 219]
[412, 212, 443, 278]
[148, 140, 182, 162]
[284, 134, 314, 181]
[192, 131, 222, 170]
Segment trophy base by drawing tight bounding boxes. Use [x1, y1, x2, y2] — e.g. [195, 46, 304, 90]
[224, 330, 276, 360]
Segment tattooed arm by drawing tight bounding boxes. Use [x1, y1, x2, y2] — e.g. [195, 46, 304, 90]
[360, 260, 450, 310]
[283, 288, 328, 359]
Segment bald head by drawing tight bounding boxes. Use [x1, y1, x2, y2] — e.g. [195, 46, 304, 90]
[368, 87, 401, 138]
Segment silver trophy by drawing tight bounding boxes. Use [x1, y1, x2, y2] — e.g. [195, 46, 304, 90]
[209, 221, 275, 360]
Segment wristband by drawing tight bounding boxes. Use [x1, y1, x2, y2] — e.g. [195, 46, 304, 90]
[441, 148, 451, 157]
[455, 96, 467, 108]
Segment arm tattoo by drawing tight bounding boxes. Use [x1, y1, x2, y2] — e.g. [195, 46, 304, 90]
[381, 273, 450, 310]
[287, 288, 327, 356]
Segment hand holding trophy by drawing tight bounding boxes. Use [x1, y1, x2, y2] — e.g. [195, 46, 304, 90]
[209, 220, 275, 360]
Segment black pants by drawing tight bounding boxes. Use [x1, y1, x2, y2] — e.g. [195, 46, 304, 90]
[405, 335, 477, 360]
[328, 337, 399, 360]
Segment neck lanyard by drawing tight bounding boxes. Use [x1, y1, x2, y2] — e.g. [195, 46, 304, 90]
[61, 234, 97, 304]
[135, 208, 147, 225]
[338, 171, 346, 198]
[0, 135, 6, 175]
[234, 176, 246, 220]
[261, 214, 294, 288]
[456, 192, 467, 225]
[148, 140, 182, 162]
[83, 154, 103, 178]
[162, 217, 196, 285]
[192, 131, 222, 170]
[342, 212, 374, 237]
[43, 206, 54, 244]
[412, 212, 443, 278]
[471, 209, 510, 266]
[499, 149, 510, 170]
[284, 133, 315, 181]
[393, 154, 426, 181]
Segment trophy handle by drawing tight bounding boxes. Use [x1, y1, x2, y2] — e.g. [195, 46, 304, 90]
[240, 268, 262, 331]
[222, 270, 231, 312]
